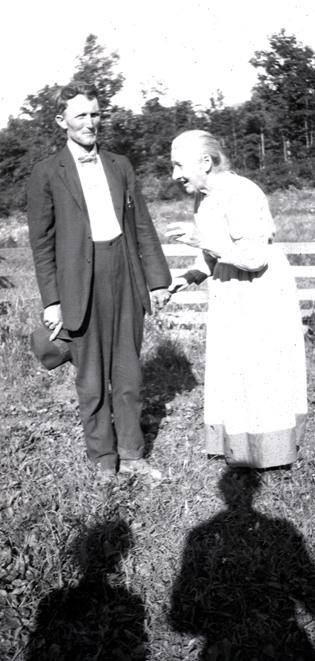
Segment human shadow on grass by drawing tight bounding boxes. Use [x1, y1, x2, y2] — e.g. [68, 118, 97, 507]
[141, 339, 198, 456]
[169, 467, 315, 660]
[26, 518, 148, 661]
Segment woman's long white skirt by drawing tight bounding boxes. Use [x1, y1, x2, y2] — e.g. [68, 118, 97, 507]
[204, 245, 307, 468]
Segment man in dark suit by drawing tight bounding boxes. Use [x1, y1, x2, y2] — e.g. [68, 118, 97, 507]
[27, 81, 171, 482]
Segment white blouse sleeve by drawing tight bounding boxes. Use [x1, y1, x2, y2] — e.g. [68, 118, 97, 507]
[218, 178, 276, 272]
[193, 250, 213, 276]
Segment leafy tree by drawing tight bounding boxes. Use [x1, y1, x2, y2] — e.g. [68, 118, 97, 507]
[3, 29, 315, 216]
[20, 34, 124, 144]
[20, 84, 64, 149]
[139, 98, 204, 176]
[0, 35, 125, 213]
[206, 105, 239, 163]
[103, 106, 146, 168]
[73, 34, 124, 120]
[0, 122, 28, 215]
[250, 30, 315, 159]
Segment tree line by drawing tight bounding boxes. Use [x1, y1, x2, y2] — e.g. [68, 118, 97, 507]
[1, 29, 315, 216]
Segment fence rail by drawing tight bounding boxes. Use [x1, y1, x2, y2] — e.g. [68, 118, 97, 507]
[163, 242, 315, 306]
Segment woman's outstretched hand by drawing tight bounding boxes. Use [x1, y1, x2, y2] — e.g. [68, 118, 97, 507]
[165, 222, 201, 248]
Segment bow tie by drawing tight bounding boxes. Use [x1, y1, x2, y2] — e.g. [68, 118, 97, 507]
[78, 153, 98, 164]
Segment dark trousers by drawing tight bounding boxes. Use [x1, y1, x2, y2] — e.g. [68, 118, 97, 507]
[70, 235, 145, 470]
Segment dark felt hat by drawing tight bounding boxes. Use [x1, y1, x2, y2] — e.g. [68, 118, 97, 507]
[30, 326, 72, 370]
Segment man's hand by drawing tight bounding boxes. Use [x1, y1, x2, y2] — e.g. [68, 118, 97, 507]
[165, 222, 201, 248]
[43, 303, 63, 341]
[168, 277, 189, 294]
[150, 288, 171, 311]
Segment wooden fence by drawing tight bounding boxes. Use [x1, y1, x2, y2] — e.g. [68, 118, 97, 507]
[163, 242, 315, 306]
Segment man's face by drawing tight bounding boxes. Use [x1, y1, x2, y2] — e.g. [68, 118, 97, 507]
[56, 94, 101, 148]
[171, 140, 209, 194]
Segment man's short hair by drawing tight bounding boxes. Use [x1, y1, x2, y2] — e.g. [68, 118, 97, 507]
[54, 81, 99, 115]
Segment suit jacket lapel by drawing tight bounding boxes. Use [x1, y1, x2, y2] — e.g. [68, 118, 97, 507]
[57, 146, 85, 210]
[99, 151, 124, 227]
[57, 146, 124, 226]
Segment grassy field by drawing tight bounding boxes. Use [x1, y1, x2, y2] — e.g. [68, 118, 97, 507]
[1, 189, 315, 660]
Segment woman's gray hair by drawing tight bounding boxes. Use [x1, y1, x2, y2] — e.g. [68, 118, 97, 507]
[174, 130, 230, 172]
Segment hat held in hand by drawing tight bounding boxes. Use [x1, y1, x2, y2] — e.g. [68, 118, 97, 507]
[31, 325, 72, 370]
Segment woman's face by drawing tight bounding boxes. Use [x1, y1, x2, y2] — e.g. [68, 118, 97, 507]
[171, 140, 210, 194]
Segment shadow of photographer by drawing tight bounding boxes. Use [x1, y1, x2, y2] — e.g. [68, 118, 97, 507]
[141, 338, 198, 456]
[26, 518, 148, 661]
[169, 467, 315, 660]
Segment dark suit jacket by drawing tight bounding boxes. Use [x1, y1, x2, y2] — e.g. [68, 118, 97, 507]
[27, 146, 171, 331]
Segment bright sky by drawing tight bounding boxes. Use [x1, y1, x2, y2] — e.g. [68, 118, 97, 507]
[1, 0, 315, 128]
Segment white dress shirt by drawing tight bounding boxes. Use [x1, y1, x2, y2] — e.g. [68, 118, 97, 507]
[67, 140, 122, 242]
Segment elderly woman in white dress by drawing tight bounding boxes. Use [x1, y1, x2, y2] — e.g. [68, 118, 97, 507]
[167, 130, 307, 469]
